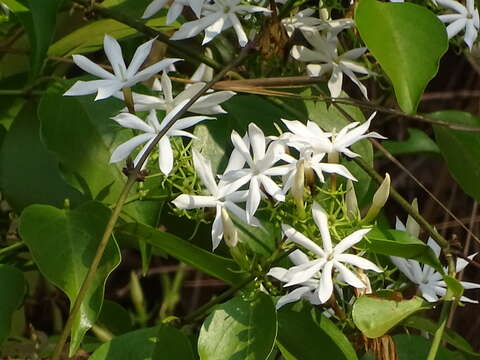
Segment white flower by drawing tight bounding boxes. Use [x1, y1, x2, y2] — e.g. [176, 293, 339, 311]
[292, 30, 370, 98]
[281, 113, 385, 159]
[280, 149, 357, 194]
[142, 0, 205, 23]
[172, 150, 253, 249]
[391, 218, 480, 303]
[271, 202, 382, 304]
[437, 0, 479, 50]
[109, 102, 213, 175]
[268, 250, 322, 309]
[170, 0, 270, 47]
[64, 35, 180, 101]
[282, 9, 354, 38]
[117, 72, 235, 114]
[221, 123, 289, 223]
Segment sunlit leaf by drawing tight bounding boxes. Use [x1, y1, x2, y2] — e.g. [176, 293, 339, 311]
[352, 295, 428, 338]
[355, 0, 448, 114]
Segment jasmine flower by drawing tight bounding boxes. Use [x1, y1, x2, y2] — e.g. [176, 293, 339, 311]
[437, 0, 479, 50]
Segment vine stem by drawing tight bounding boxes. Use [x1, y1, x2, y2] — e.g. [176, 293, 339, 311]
[50, 43, 254, 360]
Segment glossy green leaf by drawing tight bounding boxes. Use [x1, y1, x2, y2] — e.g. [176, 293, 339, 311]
[277, 302, 358, 360]
[431, 111, 480, 202]
[19, 201, 121, 355]
[380, 128, 439, 157]
[355, 0, 448, 114]
[304, 98, 373, 205]
[0, 264, 25, 345]
[90, 326, 160, 360]
[362, 228, 444, 273]
[49, 16, 179, 57]
[0, 102, 85, 212]
[119, 222, 246, 285]
[22, 0, 59, 78]
[402, 315, 480, 357]
[394, 334, 466, 360]
[198, 292, 277, 360]
[352, 295, 428, 338]
[152, 324, 195, 360]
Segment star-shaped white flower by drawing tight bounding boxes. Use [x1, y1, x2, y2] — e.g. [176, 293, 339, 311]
[117, 72, 235, 114]
[142, 0, 205, 23]
[268, 249, 322, 309]
[221, 123, 289, 223]
[282, 9, 354, 38]
[292, 30, 370, 98]
[64, 35, 180, 101]
[172, 150, 254, 249]
[437, 0, 479, 50]
[275, 202, 382, 304]
[170, 0, 270, 47]
[280, 149, 357, 194]
[281, 113, 385, 159]
[391, 218, 480, 303]
[110, 102, 213, 175]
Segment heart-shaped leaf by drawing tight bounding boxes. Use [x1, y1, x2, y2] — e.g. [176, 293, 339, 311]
[353, 295, 428, 338]
[198, 292, 277, 360]
[355, 0, 448, 114]
[19, 201, 121, 355]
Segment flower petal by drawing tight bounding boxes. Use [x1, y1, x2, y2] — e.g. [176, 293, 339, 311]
[158, 135, 174, 175]
[334, 228, 371, 254]
[336, 254, 382, 272]
[127, 38, 156, 78]
[111, 113, 154, 132]
[282, 224, 326, 257]
[312, 202, 333, 253]
[72, 55, 115, 79]
[317, 261, 334, 303]
[110, 133, 155, 163]
[172, 194, 218, 209]
[103, 34, 127, 78]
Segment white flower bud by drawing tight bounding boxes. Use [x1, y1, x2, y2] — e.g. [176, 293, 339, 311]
[345, 180, 359, 219]
[363, 173, 390, 223]
[372, 173, 390, 210]
[291, 159, 305, 202]
[406, 198, 420, 238]
[221, 208, 238, 248]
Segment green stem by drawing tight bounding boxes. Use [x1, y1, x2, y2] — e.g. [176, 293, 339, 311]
[51, 44, 254, 360]
[0, 241, 25, 257]
[427, 257, 456, 360]
[122, 87, 135, 114]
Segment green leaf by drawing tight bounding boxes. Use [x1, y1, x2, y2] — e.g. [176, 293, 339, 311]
[18, 201, 121, 355]
[118, 222, 246, 285]
[197, 292, 277, 360]
[97, 300, 133, 336]
[402, 315, 480, 357]
[362, 228, 444, 273]
[304, 97, 373, 205]
[48, 16, 179, 57]
[431, 111, 480, 202]
[38, 91, 162, 224]
[277, 302, 358, 360]
[90, 326, 160, 360]
[21, 0, 59, 78]
[152, 324, 195, 360]
[352, 295, 428, 338]
[394, 334, 466, 360]
[379, 128, 440, 157]
[0, 264, 25, 345]
[355, 0, 448, 114]
[443, 275, 464, 299]
[0, 102, 85, 212]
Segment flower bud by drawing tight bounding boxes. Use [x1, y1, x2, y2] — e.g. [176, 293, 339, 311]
[345, 180, 359, 220]
[406, 198, 420, 238]
[363, 173, 390, 223]
[221, 208, 238, 248]
[291, 159, 305, 202]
